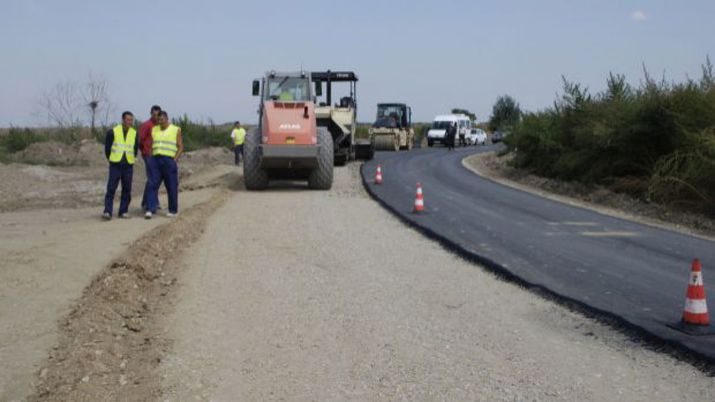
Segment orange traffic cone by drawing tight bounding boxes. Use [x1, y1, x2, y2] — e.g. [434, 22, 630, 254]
[413, 183, 425, 213]
[682, 259, 710, 325]
[669, 259, 714, 335]
[375, 165, 383, 185]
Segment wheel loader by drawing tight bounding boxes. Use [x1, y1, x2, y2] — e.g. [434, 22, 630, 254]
[311, 71, 373, 163]
[369, 103, 414, 151]
[244, 71, 333, 190]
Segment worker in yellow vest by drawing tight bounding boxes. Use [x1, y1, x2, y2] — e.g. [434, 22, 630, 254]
[103, 111, 138, 220]
[145, 111, 183, 219]
[230, 121, 246, 165]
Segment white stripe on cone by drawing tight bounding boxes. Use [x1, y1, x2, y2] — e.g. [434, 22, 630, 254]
[685, 298, 709, 314]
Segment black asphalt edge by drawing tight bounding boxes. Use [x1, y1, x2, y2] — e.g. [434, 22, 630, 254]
[359, 163, 715, 374]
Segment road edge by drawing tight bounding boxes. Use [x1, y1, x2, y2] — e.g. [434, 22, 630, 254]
[461, 152, 715, 242]
[359, 162, 715, 373]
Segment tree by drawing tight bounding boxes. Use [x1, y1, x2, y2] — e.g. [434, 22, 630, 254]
[83, 73, 112, 135]
[451, 108, 476, 121]
[489, 95, 522, 131]
[36, 74, 113, 130]
[37, 81, 82, 127]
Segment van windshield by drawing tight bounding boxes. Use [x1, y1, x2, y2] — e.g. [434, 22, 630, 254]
[432, 121, 452, 130]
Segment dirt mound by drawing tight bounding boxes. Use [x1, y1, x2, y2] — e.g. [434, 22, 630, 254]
[75, 140, 106, 166]
[13, 141, 77, 166]
[182, 147, 233, 165]
[11, 140, 105, 167]
[30, 191, 229, 402]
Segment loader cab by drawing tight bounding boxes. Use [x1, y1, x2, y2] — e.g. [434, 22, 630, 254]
[311, 71, 358, 109]
[311, 71, 359, 165]
[374, 103, 411, 129]
[252, 71, 314, 102]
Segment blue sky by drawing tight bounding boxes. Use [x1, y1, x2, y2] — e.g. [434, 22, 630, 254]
[1, 0, 714, 126]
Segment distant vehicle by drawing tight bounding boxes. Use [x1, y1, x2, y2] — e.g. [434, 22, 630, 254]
[468, 128, 487, 145]
[369, 103, 415, 152]
[492, 130, 503, 143]
[426, 114, 472, 147]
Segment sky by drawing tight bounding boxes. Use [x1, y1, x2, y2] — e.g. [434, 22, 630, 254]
[1, 0, 714, 126]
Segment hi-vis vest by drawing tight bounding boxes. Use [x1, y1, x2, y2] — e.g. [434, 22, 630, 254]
[152, 124, 179, 158]
[232, 128, 246, 145]
[109, 125, 137, 164]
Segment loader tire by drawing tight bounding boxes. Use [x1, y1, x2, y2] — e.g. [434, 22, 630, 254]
[243, 128, 269, 190]
[308, 127, 333, 190]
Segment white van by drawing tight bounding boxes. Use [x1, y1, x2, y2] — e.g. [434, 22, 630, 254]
[426, 114, 472, 147]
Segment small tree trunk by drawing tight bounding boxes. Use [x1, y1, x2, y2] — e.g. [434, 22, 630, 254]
[90, 102, 98, 136]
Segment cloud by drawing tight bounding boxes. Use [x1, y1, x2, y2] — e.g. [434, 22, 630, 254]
[631, 10, 648, 22]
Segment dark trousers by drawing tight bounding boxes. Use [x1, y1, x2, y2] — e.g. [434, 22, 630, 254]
[148, 155, 178, 214]
[141, 155, 160, 209]
[104, 163, 133, 215]
[234, 145, 243, 165]
[459, 134, 466, 147]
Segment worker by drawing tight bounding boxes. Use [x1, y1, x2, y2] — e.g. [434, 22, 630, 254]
[138, 105, 162, 211]
[102, 111, 138, 220]
[459, 124, 467, 147]
[446, 122, 457, 151]
[230, 121, 246, 165]
[279, 89, 294, 101]
[145, 111, 183, 219]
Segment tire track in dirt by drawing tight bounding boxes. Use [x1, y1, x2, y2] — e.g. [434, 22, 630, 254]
[30, 189, 232, 402]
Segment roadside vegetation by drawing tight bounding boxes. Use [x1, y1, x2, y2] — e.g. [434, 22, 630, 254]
[489, 95, 522, 132]
[0, 126, 97, 151]
[0, 116, 240, 165]
[501, 59, 715, 216]
[172, 115, 234, 152]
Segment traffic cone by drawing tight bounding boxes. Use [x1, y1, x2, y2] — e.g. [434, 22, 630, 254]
[413, 183, 425, 213]
[682, 259, 710, 325]
[375, 165, 383, 185]
[668, 259, 714, 335]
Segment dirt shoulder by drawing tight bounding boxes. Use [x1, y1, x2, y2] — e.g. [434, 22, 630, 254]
[29, 189, 232, 402]
[0, 188, 223, 402]
[464, 152, 715, 240]
[0, 145, 238, 401]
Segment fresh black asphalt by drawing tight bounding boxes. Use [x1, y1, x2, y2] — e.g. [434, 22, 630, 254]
[361, 145, 715, 363]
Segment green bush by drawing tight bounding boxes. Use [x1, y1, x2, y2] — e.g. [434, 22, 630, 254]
[489, 95, 521, 132]
[51, 126, 87, 145]
[505, 60, 715, 215]
[173, 114, 233, 152]
[3, 127, 46, 153]
[355, 125, 370, 140]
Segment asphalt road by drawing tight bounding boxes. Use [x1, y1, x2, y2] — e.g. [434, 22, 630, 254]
[362, 145, 715, 362]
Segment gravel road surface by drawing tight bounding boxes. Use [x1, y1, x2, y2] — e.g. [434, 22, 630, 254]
[159, 164, 714, 401]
